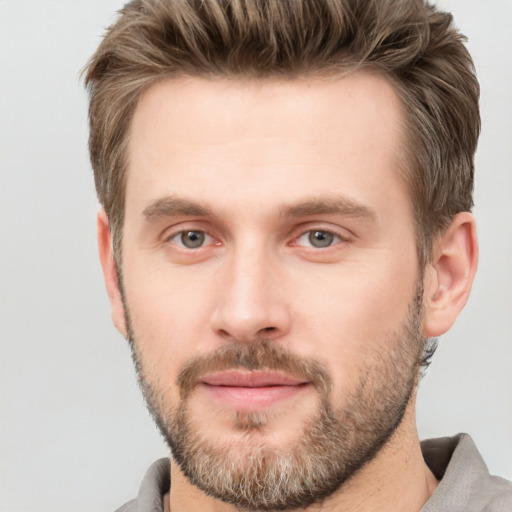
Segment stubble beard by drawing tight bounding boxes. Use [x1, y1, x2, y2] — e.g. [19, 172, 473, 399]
[125, 285, 425, 511]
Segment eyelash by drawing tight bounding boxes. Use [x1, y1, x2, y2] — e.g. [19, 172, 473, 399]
[166, 230, 216, 250]
[164, 226, 348, 251]
[294, 229, 344, 249]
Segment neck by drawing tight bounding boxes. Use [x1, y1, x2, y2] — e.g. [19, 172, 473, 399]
[166, 399, 438, 512]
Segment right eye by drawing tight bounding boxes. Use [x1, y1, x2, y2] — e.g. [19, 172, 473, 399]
[169, 230, 213, 249]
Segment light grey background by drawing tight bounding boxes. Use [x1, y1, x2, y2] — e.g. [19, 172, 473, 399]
[0, 1, 510, 511]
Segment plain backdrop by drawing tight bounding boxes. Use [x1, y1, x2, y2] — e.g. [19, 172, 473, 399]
[0, 1, 511, 511]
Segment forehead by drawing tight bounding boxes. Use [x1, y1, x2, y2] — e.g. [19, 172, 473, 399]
[125, 73, 407, 216]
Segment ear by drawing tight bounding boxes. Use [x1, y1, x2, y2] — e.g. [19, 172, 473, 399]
[97, 210, 128, 338]
[423, 212, 478, 337]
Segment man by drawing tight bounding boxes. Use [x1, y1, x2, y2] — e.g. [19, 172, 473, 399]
[84, 0, 512, 511]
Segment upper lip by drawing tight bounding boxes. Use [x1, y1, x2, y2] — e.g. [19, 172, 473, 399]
[199, 370, 308, 387]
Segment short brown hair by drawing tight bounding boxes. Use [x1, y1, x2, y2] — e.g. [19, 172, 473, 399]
[84, 0, 480, 267]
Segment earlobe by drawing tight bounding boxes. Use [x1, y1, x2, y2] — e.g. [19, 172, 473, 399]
[423, 212, 478, 338]
[97, 210, 128, 338]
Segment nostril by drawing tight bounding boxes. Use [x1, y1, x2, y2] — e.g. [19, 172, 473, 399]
[257, 326, 279, 339]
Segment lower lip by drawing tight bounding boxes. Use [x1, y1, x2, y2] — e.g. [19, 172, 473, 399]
[200, 383, 309, 411]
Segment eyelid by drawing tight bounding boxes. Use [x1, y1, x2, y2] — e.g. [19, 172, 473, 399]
[161, 222, 219, 247]
[169, 230, 214, 249]
[297, 230, 340, 248]
[289, 223, 353, 247]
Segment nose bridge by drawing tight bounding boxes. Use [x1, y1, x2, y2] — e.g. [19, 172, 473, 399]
[212, 236, 289, 341]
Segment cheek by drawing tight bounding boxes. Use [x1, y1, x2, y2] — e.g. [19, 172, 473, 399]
[290, 259, 418, 385]
[122, 264, 215, 389]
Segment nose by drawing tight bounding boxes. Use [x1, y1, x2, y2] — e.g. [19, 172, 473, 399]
[211, 243, 291, 343]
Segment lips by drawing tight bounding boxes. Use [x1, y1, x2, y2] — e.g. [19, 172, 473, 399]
[200, 370, 308, 387]
[198, 370, 310, 411]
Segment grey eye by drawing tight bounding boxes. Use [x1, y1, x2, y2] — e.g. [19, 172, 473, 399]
[307, 230, 336, 248]
[180, 230, 206, 248]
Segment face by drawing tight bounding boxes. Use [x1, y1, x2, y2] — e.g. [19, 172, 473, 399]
[119, 74, 426, 509]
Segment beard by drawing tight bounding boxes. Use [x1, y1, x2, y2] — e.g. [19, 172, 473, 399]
[125, 285, 425, 511]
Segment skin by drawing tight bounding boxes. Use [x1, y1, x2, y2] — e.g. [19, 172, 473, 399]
[98, 72, 478, 511]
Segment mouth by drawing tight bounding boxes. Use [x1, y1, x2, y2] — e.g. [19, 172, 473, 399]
[198, 370, 311, 411]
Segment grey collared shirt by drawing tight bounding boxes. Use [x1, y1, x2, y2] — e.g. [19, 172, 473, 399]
[116, 434, 512, 512]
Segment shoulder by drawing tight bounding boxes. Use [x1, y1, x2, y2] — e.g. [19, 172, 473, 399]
[422, 434, 512, 512]
[115, 499, 136, 512]
[480, 475, 512, 511]
[114, 458, 170, 512]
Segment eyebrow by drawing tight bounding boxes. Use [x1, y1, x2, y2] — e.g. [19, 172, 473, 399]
[142, 196, 212, 220]
[278, 197, 377, 221]
[142, 195, 376, 222]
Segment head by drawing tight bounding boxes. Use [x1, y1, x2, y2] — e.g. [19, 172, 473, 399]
[85, 0, 479, 270]
[85, 0, 479, 509]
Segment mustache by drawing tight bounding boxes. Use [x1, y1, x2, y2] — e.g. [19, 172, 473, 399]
[176, 340, 332, 400]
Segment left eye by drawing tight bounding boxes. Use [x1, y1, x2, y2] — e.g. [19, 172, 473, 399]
[297, 230, 341, 248]
[170, 230, 212, 249]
